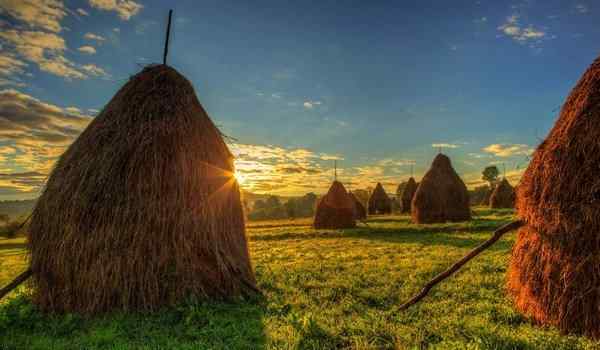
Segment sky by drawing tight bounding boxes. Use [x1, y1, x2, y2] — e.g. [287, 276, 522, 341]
[0, 0, 598, 200]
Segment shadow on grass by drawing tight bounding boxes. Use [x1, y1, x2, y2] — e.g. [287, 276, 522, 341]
[0, 295, 268, 350]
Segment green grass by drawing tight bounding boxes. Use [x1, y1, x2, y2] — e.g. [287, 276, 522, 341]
[1, 208, 598, 349]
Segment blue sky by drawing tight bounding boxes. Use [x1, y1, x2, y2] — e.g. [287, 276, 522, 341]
[0, 0, 598, 199]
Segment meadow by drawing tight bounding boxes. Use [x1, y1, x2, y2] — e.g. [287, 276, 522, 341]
[1, 208, 598, 349]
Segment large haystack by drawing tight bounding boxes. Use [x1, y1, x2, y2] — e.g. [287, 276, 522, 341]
[507, 57, 600, 338]
[27, 65, 256, 314]
[411, 154, 470, 223]
[349, 192, 367, 220]
[314, 181, 356, 229]
[489, 178, 515, 209]
[400, 177, 418, 213]
[368, 183, 392, 215]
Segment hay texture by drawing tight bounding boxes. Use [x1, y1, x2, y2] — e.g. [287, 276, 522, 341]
[489, 178, 515, 209]
[368, 183, 392, 215]
[27, 65, 256, 314]
[411, 154, 470, 224]
[400, 177, 418, 213]
[507, 57, 600, 338]
[349, 192, 367, 220]
[314, 181, 356, 229]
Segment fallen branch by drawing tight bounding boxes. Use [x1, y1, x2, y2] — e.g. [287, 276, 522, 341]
[398, 219, 524, 310]
[0, 268, 32, 300]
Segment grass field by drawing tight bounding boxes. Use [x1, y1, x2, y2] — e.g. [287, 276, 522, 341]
[1, 208, 598, 349]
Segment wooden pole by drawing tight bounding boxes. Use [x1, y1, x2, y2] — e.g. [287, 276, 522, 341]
[0, 269, 32, 300]
[334, 160, 337, 181]
[163, 9, 173, 65]
[398, 220, 524, 310]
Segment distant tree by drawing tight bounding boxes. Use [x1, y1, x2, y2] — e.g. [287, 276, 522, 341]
[284, 199, 297, 219]
[0, 213, 9, 225]
[469, 185, 492, 206]
[482, 166, 500, 187]
[253, 200, 266, 210]
[265, 196, 281, 209]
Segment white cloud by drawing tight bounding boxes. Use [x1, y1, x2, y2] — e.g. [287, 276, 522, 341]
[303, 100, 322, 109]
[113, 27, 120, 33]
[77, 45, 96, 54]
[88, 0, 142, 20]
[76, 8, 89, 16]
[497, 14, 546, 43]
[84, 32, 105, 41]
[81, 64, 107, 76]
[575, 4, 588, 14]
[432, 143, 460, 149]
[482, 143, 533, 157]
[0, 0, 66, 32]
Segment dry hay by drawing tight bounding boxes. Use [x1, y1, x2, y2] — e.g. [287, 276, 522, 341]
[400, 177, 418, 213]
[349, 192, 367, 220]
[368, 183, 392, 215]
[489, 178, 515, 209]
[314, 181, 356, 229]
[411, 154, 470, 224]
[507, 56, 600, 338]
[27, 65, 256, 314]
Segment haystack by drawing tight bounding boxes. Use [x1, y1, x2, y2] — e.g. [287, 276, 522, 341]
[314, 181, 356, 229]
[400, 177, 418, 213]
[411, 154, 470, 223]
[368, 183, 392, 215]
[489, 178, 514, 209]
[27, 65, 256, 314]
[349, 192, 367, 220]
[507, 56, 600, 338]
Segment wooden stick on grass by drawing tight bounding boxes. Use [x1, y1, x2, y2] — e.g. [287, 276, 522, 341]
[0, 268, 32, 300]
[398, 219, 524, 310]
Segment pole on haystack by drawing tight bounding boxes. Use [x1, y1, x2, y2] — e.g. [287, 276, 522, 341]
[334, 160, 337, 181]
[398, 220, 523, 310]
[163, 9, 173, 65]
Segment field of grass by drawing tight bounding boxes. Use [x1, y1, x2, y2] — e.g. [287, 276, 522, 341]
[1, 208, 599, 349]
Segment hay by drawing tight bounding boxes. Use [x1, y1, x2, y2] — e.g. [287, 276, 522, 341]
[27, 65, 256, 314]
[489, 178, 514, 209]
[411, 153, 470, 224]
[368, 183, 392, 215]
[507, 56, 600, 338]
[314, 181, 356, 229]
[400, 177, 418, 213]
[349, 192, 367, 220]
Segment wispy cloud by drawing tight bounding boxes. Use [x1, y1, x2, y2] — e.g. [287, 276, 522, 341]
[77, 46, 96, 54]
[432, 143, 460, 149]
[482, 143, 533, 157]
[303, 100, 322, 109]
[88, 0, 142, 20]
[76, 8, 89, 16]
[575, 3, 588, 14]
[84, 32, 106, 42]
[497, 14, 546, 43]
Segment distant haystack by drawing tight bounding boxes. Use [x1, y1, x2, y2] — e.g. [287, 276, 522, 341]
[489, 178, 515, 208]
[27, 65, 256, 314]
[349, 192, 367, 220]
[507, 56, 600, 339]
[411, 154, 471, 224]
[399, 177, 418, 213]
[368, 183, 392, 215]
[314, 181, 356, 229]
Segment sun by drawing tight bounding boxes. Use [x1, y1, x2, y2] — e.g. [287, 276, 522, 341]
[233, 170, 246, 185]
